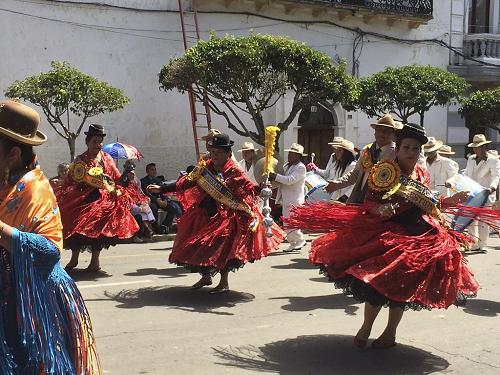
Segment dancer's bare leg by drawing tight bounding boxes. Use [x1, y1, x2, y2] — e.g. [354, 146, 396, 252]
[65, 250, 80, 270]
[86, 250, 101, 272]
[211, 270, 229, 293]
[374, 306, 404, 346]
[356, 303, 382, 341]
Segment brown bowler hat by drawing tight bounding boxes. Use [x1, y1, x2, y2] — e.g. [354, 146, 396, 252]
[0, 100, 46, 145]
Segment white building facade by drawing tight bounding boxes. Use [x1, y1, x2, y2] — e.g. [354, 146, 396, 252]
[0, 0, 495, 177]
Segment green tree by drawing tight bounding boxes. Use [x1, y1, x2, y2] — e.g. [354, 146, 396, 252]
[159, 34, 358, 146]
[357, 65, 470, 127]
[459, 87, 500, 132]
[5, 61, 130, 161]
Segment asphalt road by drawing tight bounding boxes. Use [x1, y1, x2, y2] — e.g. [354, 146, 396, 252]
[63, 235, 500, 375]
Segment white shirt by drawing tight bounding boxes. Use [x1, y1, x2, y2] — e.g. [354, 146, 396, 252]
[464, 154, 500, 203]
[426, 154, 459, 197]
[238, 159, 257, 184]
[275, 162, 306, 218]
[316, 157, 356, 200]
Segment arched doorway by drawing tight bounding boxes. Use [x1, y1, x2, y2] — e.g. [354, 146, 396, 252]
[297, 102, 337, 168]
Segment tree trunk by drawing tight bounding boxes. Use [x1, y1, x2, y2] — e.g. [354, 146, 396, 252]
[67, 136, 76, 162]
[420, 112, 425, 128]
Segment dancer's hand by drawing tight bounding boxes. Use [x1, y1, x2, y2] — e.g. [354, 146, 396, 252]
[443, 191, 469, 206]
[147, 184, 161, 194]
[324, 181, 337, 193]
[373, 203, 398, 218]
[268, 172, 277, 181]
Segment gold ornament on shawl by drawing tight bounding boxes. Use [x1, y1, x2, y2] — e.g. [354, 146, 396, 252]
[70, 160, 116, 193]
[368, 160, 401, 192]
[368, 160, 440, 217]
[263, 126, 280, 175]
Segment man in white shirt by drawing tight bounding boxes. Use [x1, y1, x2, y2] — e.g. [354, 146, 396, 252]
[269, 143, 307, 251]
[464, 134, 500, 250]
[424, 138, 459, 197]
[325, 114, 402, 203]
[237, 141, 258, 184]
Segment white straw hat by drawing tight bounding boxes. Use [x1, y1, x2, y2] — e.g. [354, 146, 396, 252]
[437, 144, 455, 155]
[330, 138, 357, 156]
[370, 114, 404, 130]
[238, 141, 258, 152]
[467, 134, 492, 148]
[284, 143, 307, 156]
[423, 137, 444, 153]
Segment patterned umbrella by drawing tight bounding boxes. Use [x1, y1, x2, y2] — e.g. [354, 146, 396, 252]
[102, 142, 144, 160]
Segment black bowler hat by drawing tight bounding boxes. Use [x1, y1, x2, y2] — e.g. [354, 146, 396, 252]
[396, 123, 428, 145]
[207, 133, 234, 149]
[84, 123, 106, 137]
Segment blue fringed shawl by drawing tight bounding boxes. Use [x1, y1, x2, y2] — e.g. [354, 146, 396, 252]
[0, 229, 100, 374]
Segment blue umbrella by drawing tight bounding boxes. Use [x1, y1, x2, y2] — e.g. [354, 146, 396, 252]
[102, 142, 143, 160]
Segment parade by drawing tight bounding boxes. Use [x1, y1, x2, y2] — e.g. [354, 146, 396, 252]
[1, 0, 500, 374]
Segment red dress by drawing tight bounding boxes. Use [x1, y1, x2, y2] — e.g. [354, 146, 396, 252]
[170, 159, 285, 274]
[288, 164, 479, 310]
[56, 151, 139, 251]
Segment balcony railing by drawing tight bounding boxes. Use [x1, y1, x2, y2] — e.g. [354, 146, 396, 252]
[464, 34, 500, 60]
[287, 0, 433, 18]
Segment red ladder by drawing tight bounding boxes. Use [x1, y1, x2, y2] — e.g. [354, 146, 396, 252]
[178, 0, 212, 160]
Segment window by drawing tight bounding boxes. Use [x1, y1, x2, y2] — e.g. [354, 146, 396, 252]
[468, 0, 491, 33]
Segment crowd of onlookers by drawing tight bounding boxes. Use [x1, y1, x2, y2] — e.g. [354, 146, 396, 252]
[47, 120, 500, 252]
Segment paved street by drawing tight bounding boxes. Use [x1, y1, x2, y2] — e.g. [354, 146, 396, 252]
[63, 236, 500, 375]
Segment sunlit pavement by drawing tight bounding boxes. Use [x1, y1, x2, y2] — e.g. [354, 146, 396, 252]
[63, 235, 500, 374]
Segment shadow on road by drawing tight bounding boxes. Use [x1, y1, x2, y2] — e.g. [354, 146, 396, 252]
[461, 298, 500, 317]
[67, 269, 112, 282]
[124, 267, 189, 279]
[309, 276, 329, 283]
[271, 258, 315, 270]
[271, 293, 359, 315]
[147, 247, 173, 251]
[105, 286, 254, 315]
[213, 334, 449, 374]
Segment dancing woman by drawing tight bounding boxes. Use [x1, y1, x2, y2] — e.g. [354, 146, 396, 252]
[57, 124, 138, 272]
[149, 133, 285, 293]
[287, 123, 479, 348]
[0, 100, 100, 373]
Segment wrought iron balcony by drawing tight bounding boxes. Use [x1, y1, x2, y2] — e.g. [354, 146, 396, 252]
[286, 0, 433, 19]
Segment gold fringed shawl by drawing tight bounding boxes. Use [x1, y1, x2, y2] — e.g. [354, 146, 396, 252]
[187, 160, 253, 216]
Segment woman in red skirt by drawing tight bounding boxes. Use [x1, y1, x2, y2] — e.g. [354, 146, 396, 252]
[287, 123, 479, 349]
[57, 124, 138, 272]
[148, 133, 284, 293]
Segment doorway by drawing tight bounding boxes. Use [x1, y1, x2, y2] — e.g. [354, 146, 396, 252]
[297, 103, 337, 168]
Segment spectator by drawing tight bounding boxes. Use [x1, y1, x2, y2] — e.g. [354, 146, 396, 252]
[124, 168, 155, 243]
[237, 142, 259, 183]
[49, 162, 69, 189]
[140, 163, 182, 234]
[464, 134, 500, 251]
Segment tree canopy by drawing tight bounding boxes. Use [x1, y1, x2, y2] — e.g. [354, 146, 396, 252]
[5, 61, 129, 161]
[357, 65, 470, 126]
[159, 33, 358, 146]
[459, 87, 500, 132]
